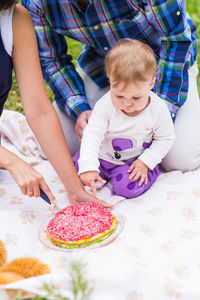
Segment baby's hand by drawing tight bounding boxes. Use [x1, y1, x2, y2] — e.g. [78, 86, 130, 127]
[127, 159, 148, 186]
[80, 171, 106, 196]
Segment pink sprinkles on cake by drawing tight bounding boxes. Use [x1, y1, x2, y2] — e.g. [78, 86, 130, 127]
[47, 202, 114, 242]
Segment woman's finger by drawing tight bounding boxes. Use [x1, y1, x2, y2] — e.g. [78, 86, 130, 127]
[68, 190, 112, 208]
[39, 181, 56, 206]
[90, 182, 97, 196]
[26, 187, 34, 197]
[86, 193, 112, 208]
[26, 182, 46, 198]
[32, 185, 41, 198]
[94, 198, 112, 208]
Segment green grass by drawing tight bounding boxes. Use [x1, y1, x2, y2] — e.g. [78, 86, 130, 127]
[16, 261, 93, 300]
[5, 2, 200, 113]
[187, 0, 200, 93]
[5, 37, 82, 113]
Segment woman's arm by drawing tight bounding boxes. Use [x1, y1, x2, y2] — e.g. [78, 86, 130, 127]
[12, 4, 110, 207]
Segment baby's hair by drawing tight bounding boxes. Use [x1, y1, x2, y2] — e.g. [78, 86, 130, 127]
[0, 0, 16, 11]
[105, 39, 157, 86]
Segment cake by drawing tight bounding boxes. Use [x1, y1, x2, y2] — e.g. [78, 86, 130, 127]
[46, 202, 118, 249]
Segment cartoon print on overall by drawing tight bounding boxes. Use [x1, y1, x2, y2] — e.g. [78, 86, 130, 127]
[98, 135, 160, 198]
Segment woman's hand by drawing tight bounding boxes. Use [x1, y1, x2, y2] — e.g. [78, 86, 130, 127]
[4, 149, 56, 205]
[68, 189, 112, 208]
[128, 159, 149, 186]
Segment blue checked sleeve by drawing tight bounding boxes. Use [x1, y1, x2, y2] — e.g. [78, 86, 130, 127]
[144, 0, 197, 120]
[22, 1, 91, 122]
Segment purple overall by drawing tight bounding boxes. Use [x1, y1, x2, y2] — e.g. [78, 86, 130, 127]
[73, 137, 160, 199]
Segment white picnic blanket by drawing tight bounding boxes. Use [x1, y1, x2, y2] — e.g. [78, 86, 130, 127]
[1, 110, 200, 300]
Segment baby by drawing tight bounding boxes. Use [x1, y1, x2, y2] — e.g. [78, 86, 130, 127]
[73, 39, 175, 198]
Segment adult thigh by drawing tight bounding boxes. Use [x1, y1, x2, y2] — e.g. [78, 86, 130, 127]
[162, 62, 200, 172]
[53, 102, 80, 156]
[53, 65, 109, 156]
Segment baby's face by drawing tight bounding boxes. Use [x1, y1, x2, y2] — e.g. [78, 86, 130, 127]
[110, 77, 155, 116]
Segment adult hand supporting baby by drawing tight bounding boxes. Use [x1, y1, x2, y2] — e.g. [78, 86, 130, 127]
[75, 110, 92, 141]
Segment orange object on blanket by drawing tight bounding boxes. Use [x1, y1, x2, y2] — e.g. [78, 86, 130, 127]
[0, 240, 50, 284]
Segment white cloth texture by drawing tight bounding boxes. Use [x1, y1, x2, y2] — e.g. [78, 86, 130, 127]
[78, 91, 175, 174]
[0, 110, 45, 164]
[1, 110, 200, 300]
[0, 6, 14, 56]
[54, 63, 200, 172]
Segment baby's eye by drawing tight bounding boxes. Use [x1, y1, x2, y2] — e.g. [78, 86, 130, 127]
[132, 97, 140, 100]
[116, 95, 123, 99]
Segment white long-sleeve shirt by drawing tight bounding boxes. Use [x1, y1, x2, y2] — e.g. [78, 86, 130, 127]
[0, 6, 14, 56]
[78, 91, 175, 173]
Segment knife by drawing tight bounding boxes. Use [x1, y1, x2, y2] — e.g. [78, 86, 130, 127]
[40, 188, 61, 212]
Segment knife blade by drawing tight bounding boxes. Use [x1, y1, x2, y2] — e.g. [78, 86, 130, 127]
[40, 188, 61, 212]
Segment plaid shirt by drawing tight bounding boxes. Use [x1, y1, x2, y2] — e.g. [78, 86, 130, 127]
[22, 0, 198, 122]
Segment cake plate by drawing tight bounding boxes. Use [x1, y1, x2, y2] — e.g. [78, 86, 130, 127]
[38, 215, 124, 252]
